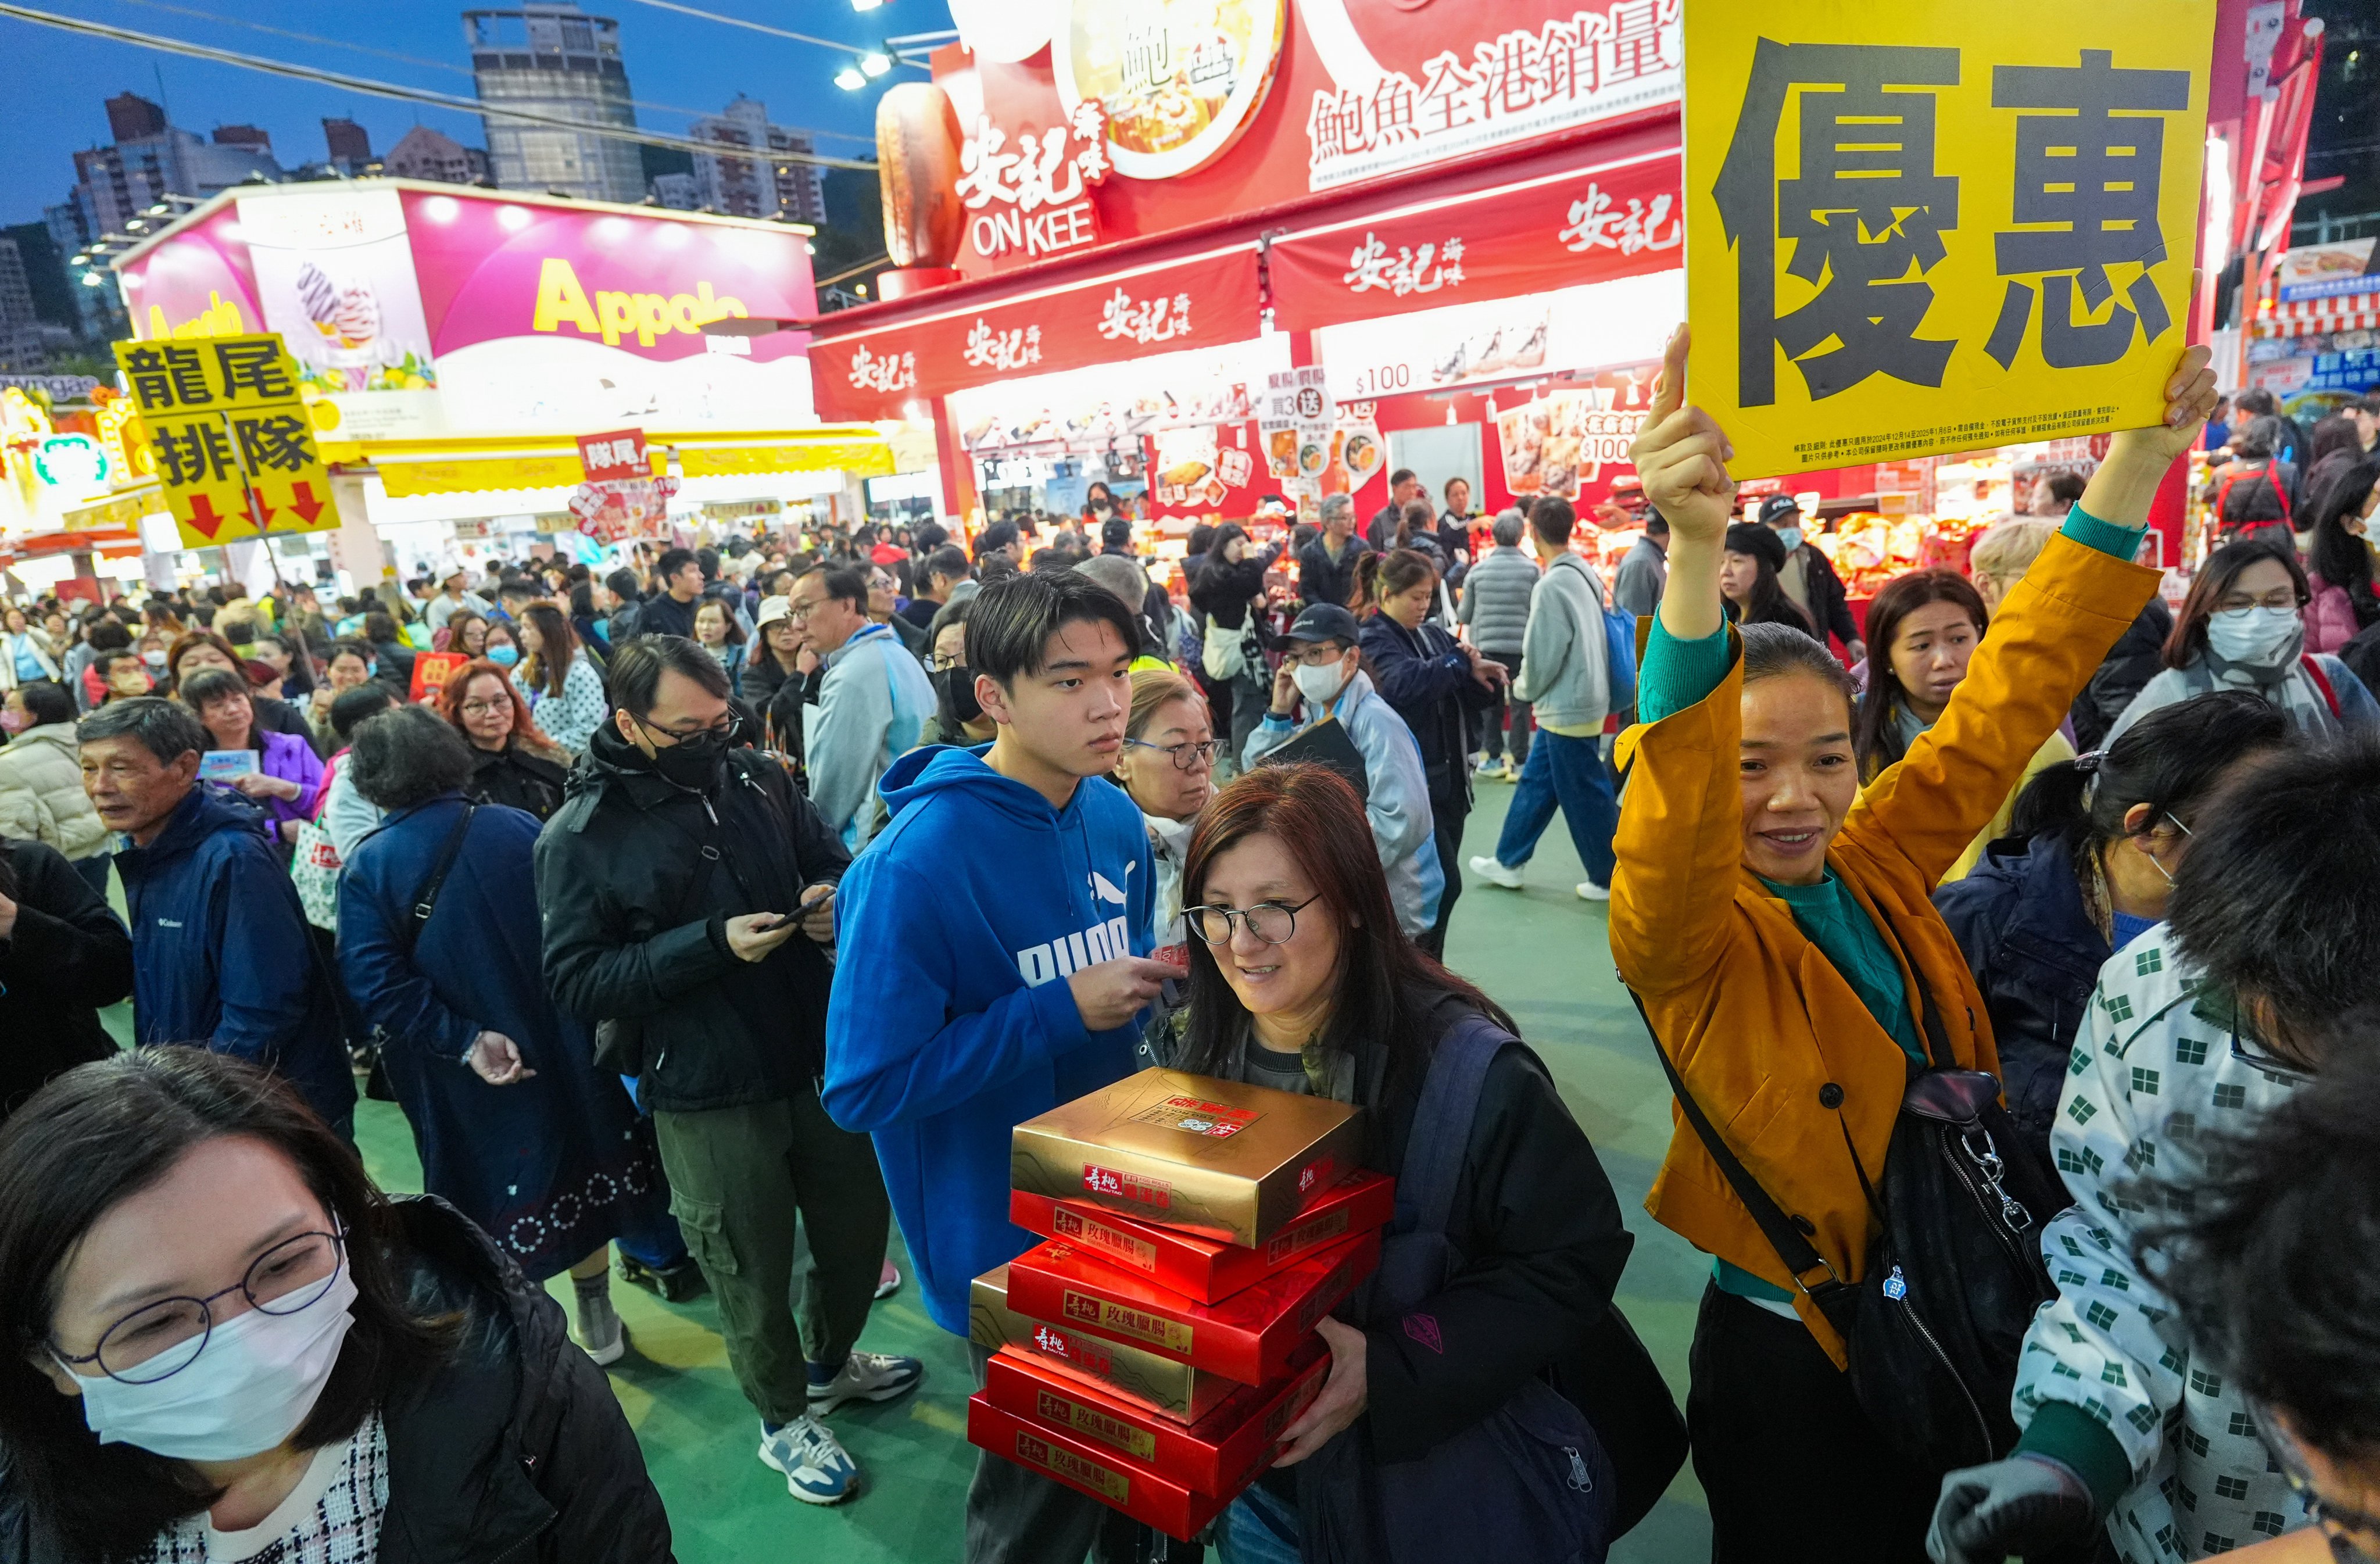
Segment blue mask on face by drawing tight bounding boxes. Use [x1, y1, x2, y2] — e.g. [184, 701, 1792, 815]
[487, 645, 520, 667]
[1774, 525, 1804, 553]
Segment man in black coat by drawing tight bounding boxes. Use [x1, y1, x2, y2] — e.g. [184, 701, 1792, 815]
[1298, 493, 1373, 611]
[535, 635, 918, 1508]
[2070, 599, 2174, 752]
[1753, 495, 1865, 660]
[0, 835, 131, 1122]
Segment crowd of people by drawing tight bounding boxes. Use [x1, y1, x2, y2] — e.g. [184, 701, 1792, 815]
[0, 349, 2373, 1564]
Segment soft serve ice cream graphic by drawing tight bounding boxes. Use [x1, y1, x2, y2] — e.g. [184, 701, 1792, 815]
[293, 262, 427, 391]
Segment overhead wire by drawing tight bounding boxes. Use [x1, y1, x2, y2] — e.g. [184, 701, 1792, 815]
[0, 1, 877, 170]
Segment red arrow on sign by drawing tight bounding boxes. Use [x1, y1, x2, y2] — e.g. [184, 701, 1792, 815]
[184, 493, 232, 540]
[251, 490, 277, 529]
[286, 481, 326, 526]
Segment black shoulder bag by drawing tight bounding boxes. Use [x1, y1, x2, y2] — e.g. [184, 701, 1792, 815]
[398, 803, 478, 958]
[1628, 968, 2065, 1476]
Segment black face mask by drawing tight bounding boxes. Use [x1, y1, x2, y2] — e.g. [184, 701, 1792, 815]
[933, 665, 983, 727]
[640, 716, 734, 788]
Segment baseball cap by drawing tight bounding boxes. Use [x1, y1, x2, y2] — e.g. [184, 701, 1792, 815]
[1755, 493, 1802, 527]
[1283, 603, 1362, 645]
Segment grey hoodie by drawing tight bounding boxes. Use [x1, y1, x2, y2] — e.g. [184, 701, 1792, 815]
[1514, 553, 1611, 733]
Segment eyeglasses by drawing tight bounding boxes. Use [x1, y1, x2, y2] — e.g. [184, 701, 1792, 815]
[636, 709, 740, 745]
[927, 650, 968, 672]
[786, 600, 818, 621]
[459, 698, 509, 716]
[1124, 737, 1218, 771]
[1182, 894, 1320, 946]
[2217, 589, 2306, 611]
[53, 1229, 346, 1384]
[2258, 1404, 2380, 1562]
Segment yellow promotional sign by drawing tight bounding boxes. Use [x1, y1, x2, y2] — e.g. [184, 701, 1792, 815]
[113, 334, 337, 547]
[1684, 0, 2216, 478]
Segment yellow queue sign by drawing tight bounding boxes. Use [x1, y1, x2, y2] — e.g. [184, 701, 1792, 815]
[112, 333, 337, 547]
[1683, 0, 2218, 478]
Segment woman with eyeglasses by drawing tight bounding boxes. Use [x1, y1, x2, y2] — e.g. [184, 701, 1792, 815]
[1166, 763, 1648, 1562]
[0, 1047, 671, 1564]
[2105, 535, 2380, 743]
[863, 564, 929, 659]
[1931, 690, 2286, 1169]
[1111, 668, 1216, 967]
[862, 599, 997, 845]
[1932, 737, 2380, 1564]
[436, 661, 570, 822]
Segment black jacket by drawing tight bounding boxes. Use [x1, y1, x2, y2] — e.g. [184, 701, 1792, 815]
[1789, 541, 1862, 650]
[468, 741, 570, 822]
[1358, 614, 1497, 817]
[2070, 599, 2174, 751]
[1932, 832, 2109, 1165]
[1188, 543, 1283, 632]
[1357, 1007, 1636, 1465]
[1297, 534, 1372, 612]
[534, 726, 847, 1114]
[631, 593, 699, 642]
[0, 1197, 670, 1564]
[0, 838, 130, 1121]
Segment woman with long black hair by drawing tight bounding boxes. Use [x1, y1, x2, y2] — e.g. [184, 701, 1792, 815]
[0, 1048, 670, 1563]
[1718, 522, 1814, 636]
[1189, 522, 1286, 773]
[2306, 456, 2379, 653]
[1168, 763, 1655, 1562]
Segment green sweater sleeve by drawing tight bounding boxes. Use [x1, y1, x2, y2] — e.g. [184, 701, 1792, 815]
[2058, 502, 2149, 561]
[2015, 1401, 2135, 1517]
[1635, 617, 1731, 726]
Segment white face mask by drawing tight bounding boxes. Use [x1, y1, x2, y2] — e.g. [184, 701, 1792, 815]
[2204, 604, 2303, 669]
[60, 1266, 357, 1462]
[1293, 657, 1350, 707]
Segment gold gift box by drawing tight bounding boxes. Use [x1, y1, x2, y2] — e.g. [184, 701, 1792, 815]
[1010, 1068, 1366, 1246]
[968, 1264, 1239, 1425]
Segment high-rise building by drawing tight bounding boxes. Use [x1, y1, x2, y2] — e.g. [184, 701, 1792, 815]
[0, 238, 75, 371]
[383, 125, 492, 185]
[212, 125, 273, 155]
[465, 5, 643, 204]
[105, 92, 165, 143]
[323, 119, 374, 170]
[647, 171, 697, 209]
[687, 95, 827, 225]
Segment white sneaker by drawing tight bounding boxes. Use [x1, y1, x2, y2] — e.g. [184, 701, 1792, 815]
[807, 1350, 924, 1416]
[574, 1294, 625, 1367]
[1469, 854, 1524, 890]
[874, 1259, 901, 1300]
[1576, 881, 1612, 901]
[758, 1415, 860, 1504]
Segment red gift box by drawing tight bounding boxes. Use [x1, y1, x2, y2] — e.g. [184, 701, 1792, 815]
[968, 1393, 1230, 1541]
[1005, 1230, 1379, 1384]
[985, 1343, 1329, 1497]
[1011, 1170, 1395, 1305]
[969, 1264, 1239, 1423]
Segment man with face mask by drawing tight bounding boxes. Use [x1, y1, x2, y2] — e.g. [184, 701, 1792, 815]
[1243, 603, 1443, 937]
[1755, 493, 1864, 661]
[535, 635, 922, 1508]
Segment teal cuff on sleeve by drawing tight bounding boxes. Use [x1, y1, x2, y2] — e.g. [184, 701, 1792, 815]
[2015, 1400, 2135, 1516]
[2058, 502, 2149, 563]
[1637, 618, 1733, 726]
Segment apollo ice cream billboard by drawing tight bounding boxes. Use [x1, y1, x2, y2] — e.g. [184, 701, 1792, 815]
[117, 184, 818, 441]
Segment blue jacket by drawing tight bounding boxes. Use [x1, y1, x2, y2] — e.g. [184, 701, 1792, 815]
[822, 743, 1154, 1335]
[1932, 831, 2110, 1165]
[116, 785, 354, 1128]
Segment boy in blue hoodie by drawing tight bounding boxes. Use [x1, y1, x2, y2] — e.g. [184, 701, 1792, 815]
[826, 571, 1170, 1561]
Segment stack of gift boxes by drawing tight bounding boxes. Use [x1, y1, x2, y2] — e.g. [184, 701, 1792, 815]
[966, 1067, 1397, 1539]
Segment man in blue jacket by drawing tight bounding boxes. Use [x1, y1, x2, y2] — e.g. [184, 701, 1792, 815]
[825, 571, 1169, 1563]
[76, 697, 354, 1135]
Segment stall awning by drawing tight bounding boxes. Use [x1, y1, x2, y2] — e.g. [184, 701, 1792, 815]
[807, 244, 1264, 423]
[1267, 131, 1681, 334]
[2259, 289, 2380, 338]
[328, 425, 895, 498]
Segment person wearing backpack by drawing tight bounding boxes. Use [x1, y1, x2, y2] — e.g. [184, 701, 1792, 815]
[1615, 325, 2214, 1561]
[2105, 536, 2380, 745]
[1355, 547, 1502, 957]
[1166, 763, 1681, 1564]
[1470, 495, 1626, 903]
[1928, 736, 2380, 1564]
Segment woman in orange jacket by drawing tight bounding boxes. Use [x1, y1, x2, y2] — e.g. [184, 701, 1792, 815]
[1610, 327, 2216, 1563]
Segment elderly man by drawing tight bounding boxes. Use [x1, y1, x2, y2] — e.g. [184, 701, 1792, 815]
[1298, 493, 1373, 612]
[790, 567, 937, 847]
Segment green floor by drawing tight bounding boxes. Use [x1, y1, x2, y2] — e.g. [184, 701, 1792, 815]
[341, 779, 1713, 1562]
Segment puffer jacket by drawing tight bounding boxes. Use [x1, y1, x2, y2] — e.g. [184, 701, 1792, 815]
[1611, 533, 2157, 1363]
[1456, 545, 1538, 654]
[535, 725, 848, 1114]
[2069, 599, 2173, 751]
[0, 723, 108, 862]
[1930, 831, 2110, 1167]
[0, 1196, 674, 1564]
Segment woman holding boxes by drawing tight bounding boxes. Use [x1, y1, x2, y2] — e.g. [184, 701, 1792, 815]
[1164, 760, 1665, 1561]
